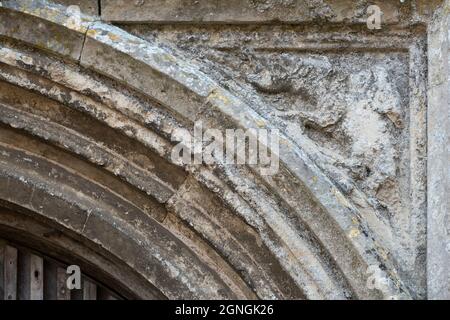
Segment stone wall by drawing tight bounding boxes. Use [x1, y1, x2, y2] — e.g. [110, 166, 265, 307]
[0, 0, 448, 299]
[427, 0, 450, 300]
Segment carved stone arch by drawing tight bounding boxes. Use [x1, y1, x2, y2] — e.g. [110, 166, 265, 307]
[0, 0, 432, 300]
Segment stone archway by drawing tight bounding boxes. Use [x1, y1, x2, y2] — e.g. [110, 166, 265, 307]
[1, 0, 447, 300]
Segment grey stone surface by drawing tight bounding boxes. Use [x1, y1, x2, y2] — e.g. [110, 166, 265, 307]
[120, 9, 430, 298]
[0, 0, 447, 300]
[101, 0, 402, 24]
[427, 0, 450, 300]
[53, 0, 98, 15]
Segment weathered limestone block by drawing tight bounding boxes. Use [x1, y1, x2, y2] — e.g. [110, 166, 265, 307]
[119, 1, 430, 298]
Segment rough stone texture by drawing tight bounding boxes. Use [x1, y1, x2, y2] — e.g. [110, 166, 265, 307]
[118, 4, 430, 299]
[0, 5, 86, 59]
[101, 0, 401, 24]
[427, 0, 450, 300]
[0, 0, 448, 300]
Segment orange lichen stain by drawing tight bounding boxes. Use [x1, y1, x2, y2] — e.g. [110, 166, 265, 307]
[348, 228, 360, 239]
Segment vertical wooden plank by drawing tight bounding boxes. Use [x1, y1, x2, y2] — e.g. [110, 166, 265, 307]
[30, 254, 43, 300]
[83, 280, 97, 300]
[44, 260, 57, 300]
[4, 245, 17, 300]
[56, 267, 70, 300]
[18, 251, 31, 300]
[0, 240, 5, 300]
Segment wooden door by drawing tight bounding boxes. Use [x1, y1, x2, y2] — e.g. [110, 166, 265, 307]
[0, 238, 120, 300]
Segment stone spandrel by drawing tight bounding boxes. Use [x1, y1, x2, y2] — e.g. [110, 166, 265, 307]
[51, 0, 99, 15]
